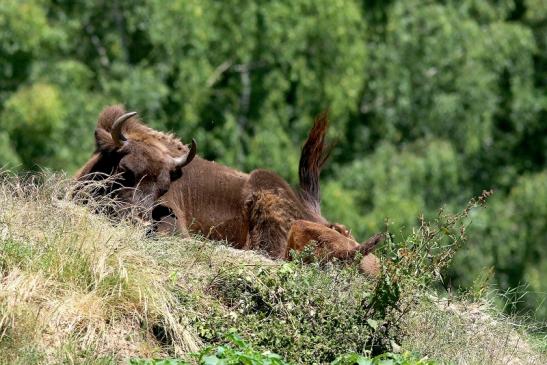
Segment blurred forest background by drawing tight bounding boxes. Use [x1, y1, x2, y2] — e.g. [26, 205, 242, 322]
[1, 0, 545, 323]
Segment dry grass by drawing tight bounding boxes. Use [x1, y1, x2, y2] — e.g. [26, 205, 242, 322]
[0, 173, 545, 364]
[0, 174, 202, 363]
[402, 295, 547, 364]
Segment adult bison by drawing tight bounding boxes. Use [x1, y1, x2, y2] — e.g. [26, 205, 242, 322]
[76, 105, 382, 275]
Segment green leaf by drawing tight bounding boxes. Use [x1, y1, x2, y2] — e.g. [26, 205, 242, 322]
[202, 355, 221, 365]
[366, 318, 379, 330]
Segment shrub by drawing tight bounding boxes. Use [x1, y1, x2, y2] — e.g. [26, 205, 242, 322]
[198, 259, 376, 364]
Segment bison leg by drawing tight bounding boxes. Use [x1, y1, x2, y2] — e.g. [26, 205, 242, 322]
[287, 220, 382, 277]
[149, 204, 190, 237]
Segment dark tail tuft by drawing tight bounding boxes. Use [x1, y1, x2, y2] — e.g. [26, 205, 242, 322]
[298, 111, 332, 214]
[358, 233, 384, 255]
[338, 233, 384, 261]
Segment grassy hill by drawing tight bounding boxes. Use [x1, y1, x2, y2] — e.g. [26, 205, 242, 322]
[0, 174, 545, 364]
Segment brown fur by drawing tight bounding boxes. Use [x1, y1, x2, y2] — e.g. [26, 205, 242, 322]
[288, 220, 381, 277]
[76, 105, 383, 277]
[75, 105, 194, 218]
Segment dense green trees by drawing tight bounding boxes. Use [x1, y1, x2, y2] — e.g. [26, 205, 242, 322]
[1, 0, 545, 322]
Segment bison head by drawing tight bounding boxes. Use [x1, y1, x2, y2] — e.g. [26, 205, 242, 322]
[75, 105, 196, 218]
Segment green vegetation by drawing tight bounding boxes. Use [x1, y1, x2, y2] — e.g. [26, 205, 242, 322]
[1, 0, 545, 324]
[1, 175, 545, 364]
[130, 333, 437, 365]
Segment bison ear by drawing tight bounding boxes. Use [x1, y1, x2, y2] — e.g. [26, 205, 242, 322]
[93, 105, 128, 152]
[94, 127, 119, 152]
[94, 111, 137, 152]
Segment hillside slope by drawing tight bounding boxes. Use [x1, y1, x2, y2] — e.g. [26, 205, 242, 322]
[0, 175, 545, 364]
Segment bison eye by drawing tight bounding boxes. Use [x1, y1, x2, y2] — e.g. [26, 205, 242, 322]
[169, 168, 183, 181]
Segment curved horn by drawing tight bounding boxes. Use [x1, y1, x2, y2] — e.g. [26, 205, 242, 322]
[173, 139, 197, 168]
[111, 111, 137, 147]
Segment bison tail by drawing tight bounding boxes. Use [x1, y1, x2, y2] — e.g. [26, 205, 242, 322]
[332, 232, 384, 262]
[357, 233, 384, 256]
[298, 111, 332, 214]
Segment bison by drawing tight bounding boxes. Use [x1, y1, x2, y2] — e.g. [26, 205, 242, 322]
[76, 105, 382, 276]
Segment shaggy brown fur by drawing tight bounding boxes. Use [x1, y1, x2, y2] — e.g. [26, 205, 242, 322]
[76, 105, 383, 276]
[288, 220, 382, 276]
[75, 105, 195, 218]
[245, 192, 381, 276]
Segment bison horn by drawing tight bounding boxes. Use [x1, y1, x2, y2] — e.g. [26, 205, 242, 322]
[111, 111, 137, 147]
[173, 139, 197, 168]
